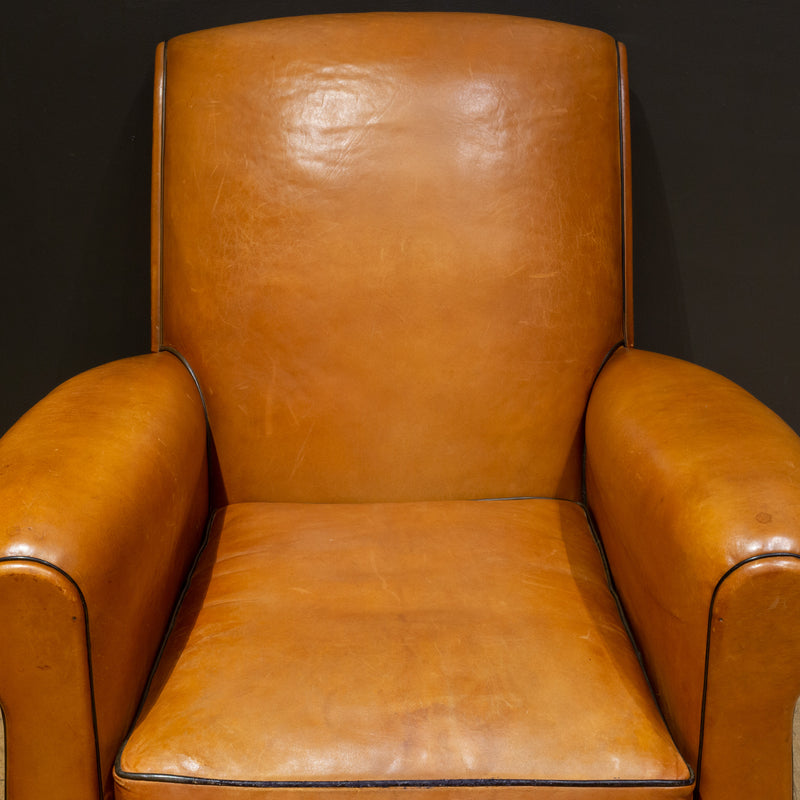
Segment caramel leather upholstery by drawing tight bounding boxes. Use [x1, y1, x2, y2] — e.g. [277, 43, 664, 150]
[115, 501, 690, 796]
[586, 348, 800, 799]
[0, 11, 797, 800]
[154, 13, 624, 507]
[0, 355, 208, 799]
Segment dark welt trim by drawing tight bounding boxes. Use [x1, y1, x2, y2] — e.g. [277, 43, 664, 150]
[159, 346, 209, 427]
[1, 700, 6, 800]
[114, 774, 694, 789]
[695, 552, 800, 789]
[115, 512, 219, 777]
[580, 504, 644, 671]
[158, 346, 215, 517]
[157, 40, 167, 350]
[615, 39, 630, 346]
[578, 44, 629, 509]
[114, 497, 692, 791]
[477, 495, 580, 503]
[580, 340, 625, 508]
[578, 508, 695, 788]
[0, 556, 104, 800]
[118, 34, 680, 791]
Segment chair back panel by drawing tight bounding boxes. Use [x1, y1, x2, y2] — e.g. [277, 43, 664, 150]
[156, 13, 626, 504]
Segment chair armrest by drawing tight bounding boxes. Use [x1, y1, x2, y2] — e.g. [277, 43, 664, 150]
[0, 352, 208, 800]
[585, 347, 800, 800]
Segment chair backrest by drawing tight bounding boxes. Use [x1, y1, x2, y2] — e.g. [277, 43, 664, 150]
[153, 12, 630, 505]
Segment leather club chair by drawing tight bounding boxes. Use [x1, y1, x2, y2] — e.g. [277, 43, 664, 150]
[1, 12, 798, 800]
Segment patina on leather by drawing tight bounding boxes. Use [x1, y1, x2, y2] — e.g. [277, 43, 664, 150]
[586, 347, 800, 799]
[1, 12, 798, 800]
[0, 354, 208, 800]
[154, 12, 625, 507]
[116, 500, 691, 794]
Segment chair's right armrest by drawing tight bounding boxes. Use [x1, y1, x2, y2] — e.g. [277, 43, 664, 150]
[585, 347, 800, 800]
[0, 352, 208, 800]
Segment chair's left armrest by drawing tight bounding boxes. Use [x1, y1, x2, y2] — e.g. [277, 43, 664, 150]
[0, 352, 208, 800]
[585, 347, 800, 800]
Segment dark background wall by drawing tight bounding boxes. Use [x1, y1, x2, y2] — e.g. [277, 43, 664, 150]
[2, 0, 798, 435]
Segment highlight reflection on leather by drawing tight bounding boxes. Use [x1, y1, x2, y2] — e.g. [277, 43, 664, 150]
[158, 12, 623, 507]
[0, 354, 208, 800]
[586, 348, 800, 799]
[2, 11, 798, 800]
[117, 501, 691, 792]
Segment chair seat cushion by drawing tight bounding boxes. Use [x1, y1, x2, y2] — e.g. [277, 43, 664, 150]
[115, 500, 693, 798]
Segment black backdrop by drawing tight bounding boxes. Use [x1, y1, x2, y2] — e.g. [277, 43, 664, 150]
[2, 0, 798, 435]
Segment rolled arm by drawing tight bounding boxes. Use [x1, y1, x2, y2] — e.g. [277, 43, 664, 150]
[585, 347, 800, 800]
[0, 352, 208, 800]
